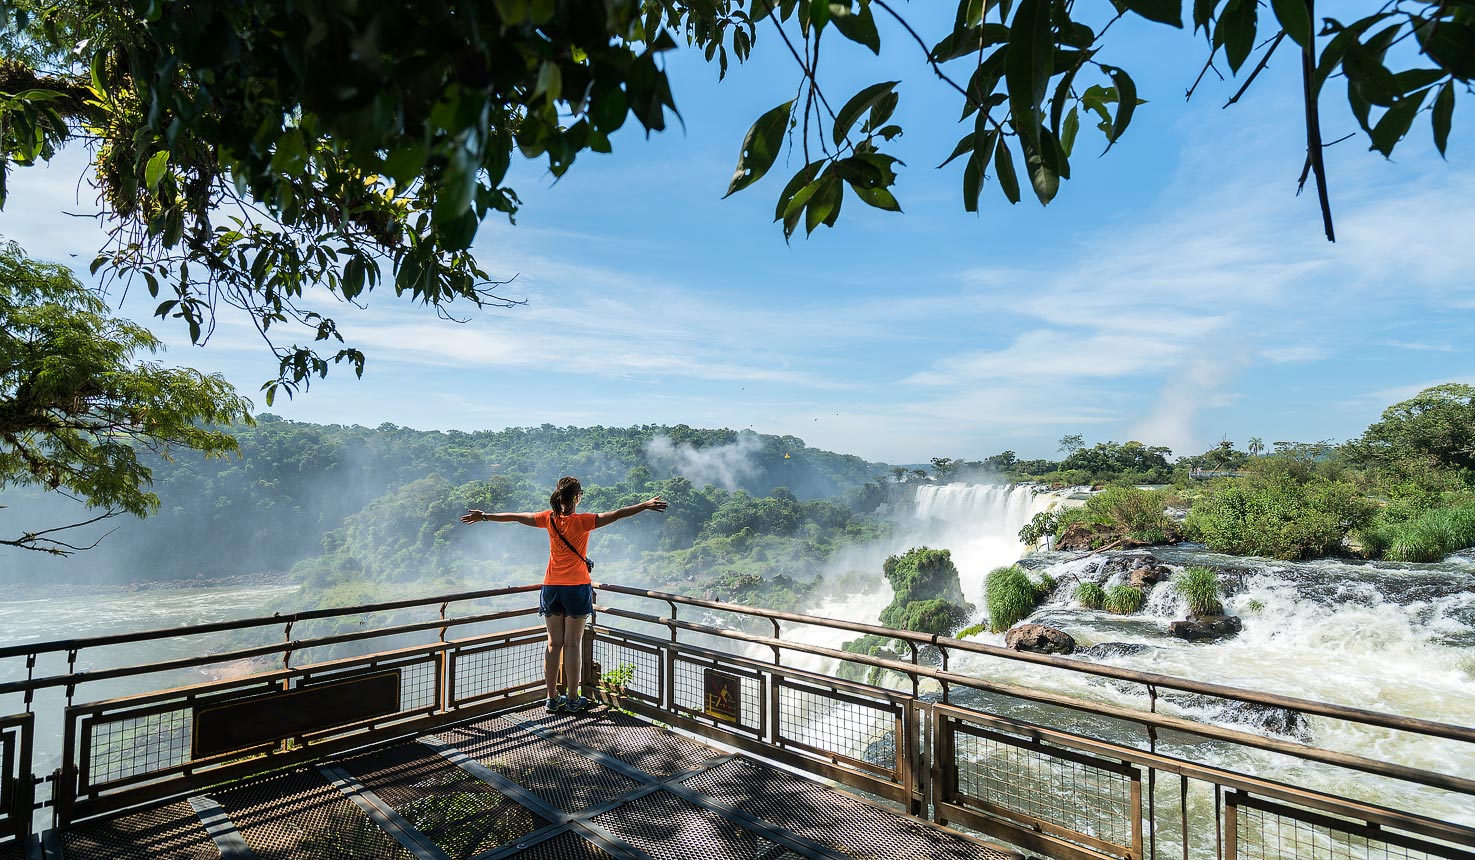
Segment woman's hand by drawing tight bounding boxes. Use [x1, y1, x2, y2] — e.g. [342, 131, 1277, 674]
[645, 496, 668, 512]
[460, 509, 487, 524]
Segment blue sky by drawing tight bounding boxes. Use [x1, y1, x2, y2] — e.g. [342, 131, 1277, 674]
[2, 10, 1471, 464]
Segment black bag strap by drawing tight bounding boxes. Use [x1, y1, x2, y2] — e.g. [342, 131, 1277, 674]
[548, 514, 594, 572]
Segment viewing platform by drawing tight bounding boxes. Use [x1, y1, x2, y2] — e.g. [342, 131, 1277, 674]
[1, 584, 1472, 860]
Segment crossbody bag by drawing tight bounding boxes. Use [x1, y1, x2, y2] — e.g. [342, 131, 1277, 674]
[548, 514, 595, 573]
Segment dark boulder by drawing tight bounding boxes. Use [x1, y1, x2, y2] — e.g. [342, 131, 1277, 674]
[1168, 614, 1243, 641]
[1079, 642, 1152, 660]
[1005, 624, 1077, 655]
[1216, 700, 1312, 741]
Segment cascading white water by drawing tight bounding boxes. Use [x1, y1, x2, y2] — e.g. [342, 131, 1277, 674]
[909, 483, 1063, 604]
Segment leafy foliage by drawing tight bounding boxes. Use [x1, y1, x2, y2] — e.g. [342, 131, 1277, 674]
[1054, 486, 1178, 548]
[0, 0, 1467, 391]
[1184, 466, 1376, 560]
[1345, 384, 1475, 475]
[0, 241, 252, 553]
[1172, 566, 1224, 616]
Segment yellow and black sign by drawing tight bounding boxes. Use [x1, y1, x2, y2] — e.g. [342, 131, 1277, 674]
[703, 668, 742, 724]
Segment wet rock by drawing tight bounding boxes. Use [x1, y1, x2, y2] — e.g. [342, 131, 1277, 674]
[1216, 700, 1312, 741]
[1168, 614, 1243, 641]
[1128, 565, 1171, 588]
[1005, 623, 1077, 655]
[1079, 642, 1152, 660]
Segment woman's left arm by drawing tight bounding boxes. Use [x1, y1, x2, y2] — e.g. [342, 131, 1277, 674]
[594, 497, 667, 528]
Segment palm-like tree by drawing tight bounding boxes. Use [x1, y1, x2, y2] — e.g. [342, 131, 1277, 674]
[1248, 437, 1265, 458]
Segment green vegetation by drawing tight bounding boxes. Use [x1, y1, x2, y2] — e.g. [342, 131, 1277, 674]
[1358, 505, 1475, 563]
[1173, 567, 1224, 617]
[876, 547, 972, 633]
[1, 0, 1461, 399]
[1075, 582, 1106, 610]
[1050, 486, 1179, 550]
[985, 566, 1038, 633]
[0, 242, 253, 555]
[1102, 585, 1147, 616]
[1185, 466, 1376, 560]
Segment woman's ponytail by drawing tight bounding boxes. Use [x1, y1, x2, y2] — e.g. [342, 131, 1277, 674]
[549, 476, 582, 516]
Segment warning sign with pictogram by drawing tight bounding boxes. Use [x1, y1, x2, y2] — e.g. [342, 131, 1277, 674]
[703, 668, 742, 724]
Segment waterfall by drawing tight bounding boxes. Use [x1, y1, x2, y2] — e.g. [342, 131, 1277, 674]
[910, 482, 1063, 602]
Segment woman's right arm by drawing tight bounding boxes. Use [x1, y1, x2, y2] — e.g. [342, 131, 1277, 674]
[460, 510, 540, 526]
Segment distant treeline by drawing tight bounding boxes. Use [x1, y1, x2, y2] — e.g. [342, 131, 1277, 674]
[0, 418, 891, 592]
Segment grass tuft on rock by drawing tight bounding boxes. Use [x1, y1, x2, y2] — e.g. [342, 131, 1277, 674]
[1102, 585, 1146, 615]
[1075, 581, 1106, 610]
[986, 565, 1037, 632]
[1172, 566, 1224, 616]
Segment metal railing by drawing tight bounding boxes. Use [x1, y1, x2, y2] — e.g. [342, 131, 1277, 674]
[0, 581, 1469, 860]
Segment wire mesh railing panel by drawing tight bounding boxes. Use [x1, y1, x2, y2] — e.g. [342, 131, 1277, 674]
[673, 656, 762, 734]
[1231, 796, 1473, 860]
[952, 722, 1137, 854]
[0, 717, 21, 841]
[451, 639, 543, 706]
[83, 705, 192, 789]
[590, 638, 662, 703]
[775, 680, 898, 776]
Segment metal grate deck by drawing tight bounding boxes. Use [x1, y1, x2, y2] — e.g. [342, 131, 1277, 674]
[212, 766, 413, 860]
[591, 790, 806, 860]
[40, 704, 1016, 860]
[56, 799, 216, 860]
[338, 738, 549, 858]
[684, 758, 1016, 860]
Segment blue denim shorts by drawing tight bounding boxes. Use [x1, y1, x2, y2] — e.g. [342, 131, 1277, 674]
[539, 584, 594, 618]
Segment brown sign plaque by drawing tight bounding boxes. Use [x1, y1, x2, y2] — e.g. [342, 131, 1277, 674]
[192, 670, 401, 759]
[702, 668, 741, 724]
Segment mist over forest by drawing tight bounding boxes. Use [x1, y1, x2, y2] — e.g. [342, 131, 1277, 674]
[0, 417, 909, 607]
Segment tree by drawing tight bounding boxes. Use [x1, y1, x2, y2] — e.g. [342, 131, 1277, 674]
[1248, 437, 1265, 458]
[1058, 434, 1085, 457]
[1345, 384, 1475, 474]
[930, 456, 959, 481]
[0, 1, 1467, 393]
[0, 241, 253, 554]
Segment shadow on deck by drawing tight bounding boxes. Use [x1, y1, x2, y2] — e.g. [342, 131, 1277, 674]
[39, 704, 1014, 860]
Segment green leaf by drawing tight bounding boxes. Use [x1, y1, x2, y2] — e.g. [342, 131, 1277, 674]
[1005, 0, 1053, 155]
[1432, 81, 1455, 157]
[1369, 90, 1426, 157]
[1192, 0, 1216, 34]
[833, 81, 899, 145]
[1343, 41, 1400, 107]
[994, 139, 1021, 204]
[962, 130, 998, 212]
[1022, 131, 1059, 205]
[853, 186, 902, 211]
[831, 1, 880, 54]
[805, 174, 842, 234]
[1314, 16, 1392, 96]
[939, 132, 977, 169]
[1061, 106, 1080, 157]
[1416, 19, 1475, 80]
[782, 177, 823, 239]
[809, 0, 831, 33]
[1271, 0, 1313, 48]
[1101, 65, 1138, 148]
[144, 150, 170, 191]
[774, 161, 824, 221]
[1120, 0, 1182, 27]
[1215, 0, 1258, 73]
[725, 100, 794, 197]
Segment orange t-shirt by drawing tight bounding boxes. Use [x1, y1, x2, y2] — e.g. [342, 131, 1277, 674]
[533, 511, 598, 585]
